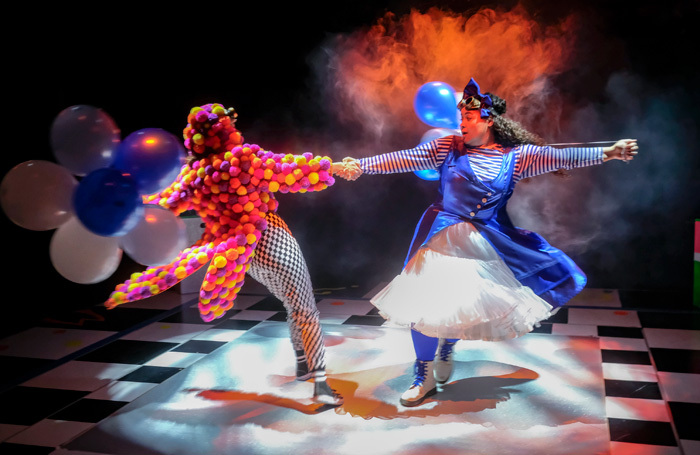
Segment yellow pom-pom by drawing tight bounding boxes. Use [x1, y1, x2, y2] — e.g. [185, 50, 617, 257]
[193, 133, 205, 145]
[212, 105, 225, 116]
[246, 233, 257, 244]
[174, 267, 188, 279]
[214, 256, 227, 268]
[295, 156, 307, 166]
[197, 252, 209, 264]
[150, 285, 160, 295]
[269, 181, 280, 192]
[285, 173, 296, 186]
[308, 172, 319, 184]
[202, 280, 216, 292]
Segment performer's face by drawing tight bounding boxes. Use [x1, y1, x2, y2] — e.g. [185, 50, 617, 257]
[460, 108, 493, 146]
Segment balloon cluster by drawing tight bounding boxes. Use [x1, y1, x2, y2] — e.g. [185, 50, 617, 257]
[412, 81, 462, 181]
[106, 103, 335, 321]
[0, 105, 188, 284]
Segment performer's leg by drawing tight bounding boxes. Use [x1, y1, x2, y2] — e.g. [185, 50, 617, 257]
[401, 328, 440, 407]
[248, 213, 342, 405]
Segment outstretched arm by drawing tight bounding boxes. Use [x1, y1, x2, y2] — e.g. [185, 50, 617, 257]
[333, 136, 455, 181]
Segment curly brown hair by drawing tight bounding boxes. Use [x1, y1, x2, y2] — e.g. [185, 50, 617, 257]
[486, 93, 544, 147]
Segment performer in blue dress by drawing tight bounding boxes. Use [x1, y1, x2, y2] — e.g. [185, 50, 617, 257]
[334, 78, 638, 406]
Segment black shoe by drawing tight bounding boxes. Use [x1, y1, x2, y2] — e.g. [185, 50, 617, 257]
[296, 351, 312, 381]
[313, 380, 344, 406]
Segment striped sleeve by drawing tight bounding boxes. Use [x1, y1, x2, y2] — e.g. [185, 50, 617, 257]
[515, 144, 605, 180]
[358, 136, 454, 175]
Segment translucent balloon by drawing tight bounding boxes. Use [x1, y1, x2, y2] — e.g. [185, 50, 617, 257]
[414, 169, 440, 181]
[112, 128, 186, 195]
[0, 160, 77, 230]
[414, 81, 460, 129]
[50, 105, 121, 176]
[73, 168, 143, 237]
[119, 206, 187, 266]
[50, 216, 123, 284]
[419, 128, 461, 145]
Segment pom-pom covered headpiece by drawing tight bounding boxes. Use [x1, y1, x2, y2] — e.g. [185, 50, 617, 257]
[458, 78, 493, 118]
[183, 103, 244, 157]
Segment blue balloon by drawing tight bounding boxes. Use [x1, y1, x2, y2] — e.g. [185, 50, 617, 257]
[112, 128, 186, 194]
[414, 81, 460, 129]
[414, 169, 440, 181]
[73, 168, 143, 237]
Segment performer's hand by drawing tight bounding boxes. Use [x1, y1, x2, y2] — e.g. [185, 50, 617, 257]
[604, 139, 638, 162]
[333, 157, 363, 181]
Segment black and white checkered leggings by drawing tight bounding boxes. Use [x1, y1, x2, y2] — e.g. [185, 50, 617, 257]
[247, 212, 326, 372]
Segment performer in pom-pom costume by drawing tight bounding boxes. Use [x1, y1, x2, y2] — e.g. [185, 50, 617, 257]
[106, 103, 343, 405]
[334, 78, 639, 407]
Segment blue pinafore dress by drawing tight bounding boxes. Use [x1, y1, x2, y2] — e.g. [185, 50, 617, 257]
[371, 144, 586, 340]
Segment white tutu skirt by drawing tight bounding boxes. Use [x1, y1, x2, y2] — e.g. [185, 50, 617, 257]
[371, 222, 553, 341]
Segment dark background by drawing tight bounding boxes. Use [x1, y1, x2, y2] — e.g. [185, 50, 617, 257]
[1, 0, 698, 336]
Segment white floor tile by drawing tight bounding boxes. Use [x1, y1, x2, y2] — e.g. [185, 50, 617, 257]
[192, 329, 248, 342]
[6, 419, 94, 447]
[656, 371, 700, 403]
[144, 351, 207, 368]
[86, 381, 158, 401]
[680, 439, 700, 455]
[551, 323, 598, 337]
[0, 328, 117, 360]
[602, 363, 659, 382]
[599, 337, 650, 351]
[569, 288, 622, 307]
[609, 441, 681, 454]
[316, 298, 376, 315]
[22, 361, 140, 391]
[605, 396, 671, 422]
[568, 308, 641, 327]
[643, 328, 700, 350]
[0, 424, 26, 442]
[120, 322, 208, 343]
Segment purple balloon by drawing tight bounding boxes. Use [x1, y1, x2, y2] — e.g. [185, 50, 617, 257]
[112, 128, 186, 195]
[50, 105, 121, 176]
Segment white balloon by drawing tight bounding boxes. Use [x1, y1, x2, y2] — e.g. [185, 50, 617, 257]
[0, 160, 77, 231]
[419, 128, 461, 145]
[119, 206, 187, 266]
[50, 217, 123, 284]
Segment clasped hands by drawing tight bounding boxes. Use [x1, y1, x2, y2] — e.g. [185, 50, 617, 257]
[331, 157, 363, 181]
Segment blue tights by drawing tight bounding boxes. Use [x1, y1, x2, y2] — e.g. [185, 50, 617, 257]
[411, 328, 458, 361]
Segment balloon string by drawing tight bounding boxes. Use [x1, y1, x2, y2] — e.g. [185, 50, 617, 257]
[546, 141, 617, 146]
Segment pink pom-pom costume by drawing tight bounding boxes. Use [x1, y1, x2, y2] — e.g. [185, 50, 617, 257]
[105, 103, 342, 405]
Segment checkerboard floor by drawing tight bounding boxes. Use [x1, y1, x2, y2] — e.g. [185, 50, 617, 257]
[0, 281, 698, 455]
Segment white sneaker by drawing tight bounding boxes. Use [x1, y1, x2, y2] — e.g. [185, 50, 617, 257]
[400, 360, 437, 407]
[433, 338, 455, 384]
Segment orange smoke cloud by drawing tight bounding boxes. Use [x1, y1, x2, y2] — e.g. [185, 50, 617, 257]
[323, 4, 580, 142]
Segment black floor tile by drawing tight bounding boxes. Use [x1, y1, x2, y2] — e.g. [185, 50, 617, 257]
[39, 307, 168, 332]
[366, 307, 381, 315]
[0, 443, 55, 455]
[0, 386, 88, 425]
[267, 312, 289, 322]
[608, 418, 678, 446]
[342, 315, 386, 326]
[119, 366, 183, 383]
[172, 340, 227, 354]
[650, 348, 700, 374]
[601, 349, 652, 365]
[604, 379, 662, 399]
[246, 296, 287, 312]
[160, 308, 213, 324]
[50, 398, 129, 423]
[619, 289, 693, 310]
[213, 319, 262, 331]
[530, 323, 553, 334]
[597, 326, 644, 338]
[76, 339, 179, 365]
[542, 308, 568, 324]
[668, 401, 700, 441]
[638, 311, 700, 330]
[0, 356, 54, 390]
